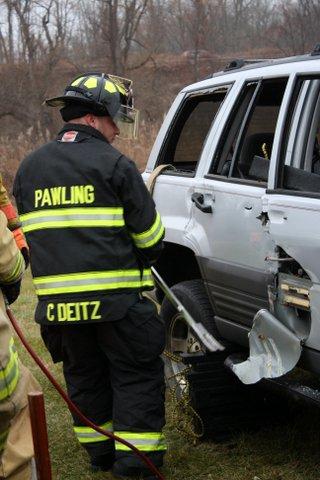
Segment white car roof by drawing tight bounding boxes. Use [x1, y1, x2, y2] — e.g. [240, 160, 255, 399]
[181, 53, 320, 93]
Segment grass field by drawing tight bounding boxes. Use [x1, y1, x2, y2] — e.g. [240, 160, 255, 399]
[12, 272, 320, 480]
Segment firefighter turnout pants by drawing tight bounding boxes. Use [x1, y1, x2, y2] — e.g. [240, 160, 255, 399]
[0, 295, 40, 480]
[41, 296, 166, 462]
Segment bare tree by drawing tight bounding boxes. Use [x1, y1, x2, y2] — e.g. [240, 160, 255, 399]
[80, 0, 150, 75]
[0, 0, 15, 62]
[273, 0, 320, 55]
[0, 0, 76, 136]
[189, 0, 207, 80]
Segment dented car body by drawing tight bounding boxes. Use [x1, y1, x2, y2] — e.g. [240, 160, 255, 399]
[144, 51, 320, 387]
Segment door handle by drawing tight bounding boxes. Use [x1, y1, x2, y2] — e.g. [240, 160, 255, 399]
[191, 192, 213, 213]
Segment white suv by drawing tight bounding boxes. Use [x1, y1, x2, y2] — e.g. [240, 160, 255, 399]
[143, 48, 320, 435]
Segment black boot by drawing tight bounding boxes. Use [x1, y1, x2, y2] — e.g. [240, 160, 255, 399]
[112, 452, 163, 479]
[90, 451, 115, 472]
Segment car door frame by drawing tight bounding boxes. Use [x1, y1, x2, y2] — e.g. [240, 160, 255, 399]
[144, 79, 239, 251]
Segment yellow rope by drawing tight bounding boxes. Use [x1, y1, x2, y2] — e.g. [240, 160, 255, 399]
[144, 294, 204, 442]
[163, 350, 204, 443]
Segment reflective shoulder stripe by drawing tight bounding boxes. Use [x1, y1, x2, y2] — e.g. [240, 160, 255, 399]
[130, 212, 165, 249]
[0, 338, 20, 401]
[74, 420, 113, 444]
[3, 251, 24, 284]
[20, 207, 124, 233]
[33, 269, 154, 296]
[114, 431, 166, 452]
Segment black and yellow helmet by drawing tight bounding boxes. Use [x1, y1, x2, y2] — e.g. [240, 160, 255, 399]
[45, 72, 139, 138]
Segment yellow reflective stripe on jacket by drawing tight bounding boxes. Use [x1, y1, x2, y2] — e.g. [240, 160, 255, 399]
[33, 269, 154, 296]
[74, 420, 113, 444]
[20, 207, 125, 233]
[0, 428, 8, 452]
[131, 212, 165, 249]
[0, 338, 20, 401]
[3, 251, 24, 284]
[115, 431, 166, 452]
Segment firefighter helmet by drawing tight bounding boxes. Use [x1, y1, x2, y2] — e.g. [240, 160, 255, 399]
[45, 73, 139, 139]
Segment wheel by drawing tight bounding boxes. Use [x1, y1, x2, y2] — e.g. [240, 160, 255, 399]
[160, 279, 272, 440]
[160, 279, 220, 394]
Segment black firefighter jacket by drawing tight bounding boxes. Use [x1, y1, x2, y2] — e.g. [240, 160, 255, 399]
[13, 124, 165, 325]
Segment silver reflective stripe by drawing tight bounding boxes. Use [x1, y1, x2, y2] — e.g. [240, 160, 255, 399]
[77, 431, 112, 439]
[131, 212, 165, 249]
[0, 338, 20, 401]
[22, 213, 124, 226]
[115, 432, 166, 452]
[133, 221, 164, 248]
[20, 207, 125, 232]
[0, 361, 18, 393]
[117, 438, 165, 446]
[35, 274, 148, 290]
[33, 269, 154, 295]
[74, 421, 113, 444]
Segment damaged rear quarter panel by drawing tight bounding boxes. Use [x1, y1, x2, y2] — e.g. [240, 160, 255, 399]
[265, 193, 320, 349]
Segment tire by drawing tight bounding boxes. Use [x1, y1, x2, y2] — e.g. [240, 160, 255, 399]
[161, 279, 222, 397]
[160, 279, 272, 440]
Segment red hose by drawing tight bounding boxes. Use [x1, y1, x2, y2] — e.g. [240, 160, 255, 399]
[7, 306, 165, 480]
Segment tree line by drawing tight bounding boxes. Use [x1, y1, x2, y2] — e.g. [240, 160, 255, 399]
[0, 0, 319, 137]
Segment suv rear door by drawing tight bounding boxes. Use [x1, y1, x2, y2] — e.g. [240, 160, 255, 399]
[265, 73, 320, 351]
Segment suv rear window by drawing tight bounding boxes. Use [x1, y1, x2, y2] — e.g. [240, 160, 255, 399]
[276, 77, 320, 195]
[209, 78, 288, 184]
[156, 86, 231, 175]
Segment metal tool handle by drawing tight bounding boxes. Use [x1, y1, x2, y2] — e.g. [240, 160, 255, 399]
[151, 267, 224, 352]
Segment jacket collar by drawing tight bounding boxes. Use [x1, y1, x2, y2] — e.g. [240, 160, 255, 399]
[58, 123, 109, 143]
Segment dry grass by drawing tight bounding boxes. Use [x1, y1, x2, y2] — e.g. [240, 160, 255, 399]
[0, 134, 43, 193]
[115, 123, 160, 171]
[11, 272, 320, 480]
[0, 122, 160, 201]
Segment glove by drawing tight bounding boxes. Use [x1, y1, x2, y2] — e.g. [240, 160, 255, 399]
[1, 280, 21, 305]
[13, 228, 29, 267]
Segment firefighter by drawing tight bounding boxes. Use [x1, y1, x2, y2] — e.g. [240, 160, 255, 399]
[13, 73, 166, 479]
[0, 178, 39, 479]
[0, 175, 29, 265]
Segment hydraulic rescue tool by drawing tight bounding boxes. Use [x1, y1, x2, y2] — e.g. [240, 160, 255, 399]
[151, 267, 224, 353]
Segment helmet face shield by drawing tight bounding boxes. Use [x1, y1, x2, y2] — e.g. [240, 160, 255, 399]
[109, 75, 139, 139]
[114, 105, 140, 140]
[108, 75, 133, 104]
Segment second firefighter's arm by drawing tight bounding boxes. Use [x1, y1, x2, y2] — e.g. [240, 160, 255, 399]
[0, 175, 29, 265]
[113, 157, 165, 264]
[0, 211, 25, 304]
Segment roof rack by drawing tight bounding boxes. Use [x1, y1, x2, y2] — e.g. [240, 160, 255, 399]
[224, 58, 272, 71]
[311, 43, 320, 56]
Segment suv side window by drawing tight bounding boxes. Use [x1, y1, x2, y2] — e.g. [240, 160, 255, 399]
[209, 78, 288, 184]
[276, 77, 320, 195]
[156, 86, 231, 175]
